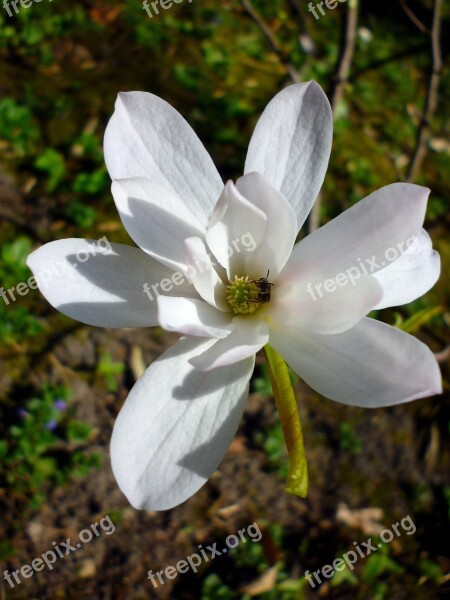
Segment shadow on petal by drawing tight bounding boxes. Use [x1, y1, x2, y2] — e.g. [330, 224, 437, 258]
[123, 196, 205, 268]
[176, 384, 249, 478]
[66, 249, 196, 299]
[172, 355, 252, 400]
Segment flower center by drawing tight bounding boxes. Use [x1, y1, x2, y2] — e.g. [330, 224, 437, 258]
[226, 275, 267, 315]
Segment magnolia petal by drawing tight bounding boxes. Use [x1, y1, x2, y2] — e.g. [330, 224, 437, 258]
[236, 172, 298, 278]
[206, 180, 267, 277]
[26, 239, 197, 328]
[104, 92, 223, 227]
[111, 178, 205, 272]
[190, 316, 269, 371]
[269, 317, 442, 408]
[280, 183, 430, 286]
[110, 336, 254, 510]
[267, 274, 383, 334]
[373, 229, 441, 309]
[244, 81, 333, 230]
[157, 296, 232, 338]
[184, 237, 229, 311]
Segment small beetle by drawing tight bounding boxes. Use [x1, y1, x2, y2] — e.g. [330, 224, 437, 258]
[248, 270, 274, 304]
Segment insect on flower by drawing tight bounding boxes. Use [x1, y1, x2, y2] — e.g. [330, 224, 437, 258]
[248, 270, 275, 304]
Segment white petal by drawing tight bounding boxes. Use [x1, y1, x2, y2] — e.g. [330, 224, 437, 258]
[266, 274, 382, 334]
[236, 172, 298, 278]
[245, 81, 333, 230]
[184, 237, 229, 311]
[280, 183, 430, 286]
[110, 336, 254, 510]
[205, 180, 267, 277]
[111, 178, 205, 272]
[373, 229, 441, 309]
[157, 296, 232, 338]
[104, 92, 223, 227]
[27, 239, 197, 328]
[269, 317, 442, 407]
[190, 316, 269, 371]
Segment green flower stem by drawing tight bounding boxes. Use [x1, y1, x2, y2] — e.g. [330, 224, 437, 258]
[264, 344, 308, 497]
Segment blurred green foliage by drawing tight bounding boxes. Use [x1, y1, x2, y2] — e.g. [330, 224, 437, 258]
[0, 385, 100, 518]
[254, 421, 289, 480]
[96, 352, 126, 393]
[0, 237, 42, 344]
[35, 148, 66, 192]
[0, 97, 39, 156]
[200, 523, 307, 600]
[65, 199, 98, 228]
[1, 236, 32, 284]
[339, 422, 363, 454]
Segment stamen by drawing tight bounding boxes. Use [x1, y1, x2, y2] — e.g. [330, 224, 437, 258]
[226, 275, 260, 315]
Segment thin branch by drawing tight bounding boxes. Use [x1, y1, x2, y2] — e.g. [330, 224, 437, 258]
[330, 0, 358, 112]
[400, 0, 430, 35]
[285, 0, 305, 22]
[285, 0, 311, 36]
[241, 0, 301, 83]
[406, 0, 443, 182]
[349, 43, 428, 81]
[435, 345, 450, 363]
[309, 0, 359, 233]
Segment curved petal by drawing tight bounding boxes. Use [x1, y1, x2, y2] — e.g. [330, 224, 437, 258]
[236, 172, 298, 278]
[205, 180, 267, 277]
[27, 239, 197, 328]
[190, 316, 269, 371]
[111, 178, 205, 272]
[269, 317, 442, 408]
[244, 81, 333, 231]
[184, 237, 229, 311]
[110, 336, 254, 510]
[266, 274, 382, 334]
[104, 92, 223, 227]
[373, 229, 441, 309]
[157, 296, 232, 338]
[279, 183, 430, 286]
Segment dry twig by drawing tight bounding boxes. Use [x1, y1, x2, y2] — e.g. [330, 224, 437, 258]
[241, 0, 301, 83]
[309, 0, 359, 233]
[400, 0, 430, 34]
[406, 0, 443, 183]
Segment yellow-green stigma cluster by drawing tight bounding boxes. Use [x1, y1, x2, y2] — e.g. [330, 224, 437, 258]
[226, 275, 260, 315]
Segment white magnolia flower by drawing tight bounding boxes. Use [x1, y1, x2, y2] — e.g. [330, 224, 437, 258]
[27, 82, 442, 511]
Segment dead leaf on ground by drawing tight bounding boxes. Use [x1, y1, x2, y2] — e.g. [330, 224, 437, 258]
[240, 565, 279, 596]
[336, 503, 385, 535]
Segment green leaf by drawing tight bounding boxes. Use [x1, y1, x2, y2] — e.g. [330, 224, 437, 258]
[0, 540, 16, 560]
[331, 565, 359, 587]
[65, 199, 97, 228]
[35, 148, 66, 192]
[398, 305, 443, 334]
[362, 551, 403, 584]
[419, 558, 443, 582]
[73, 167, 108, 195]
[67, 422, 92, 443]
